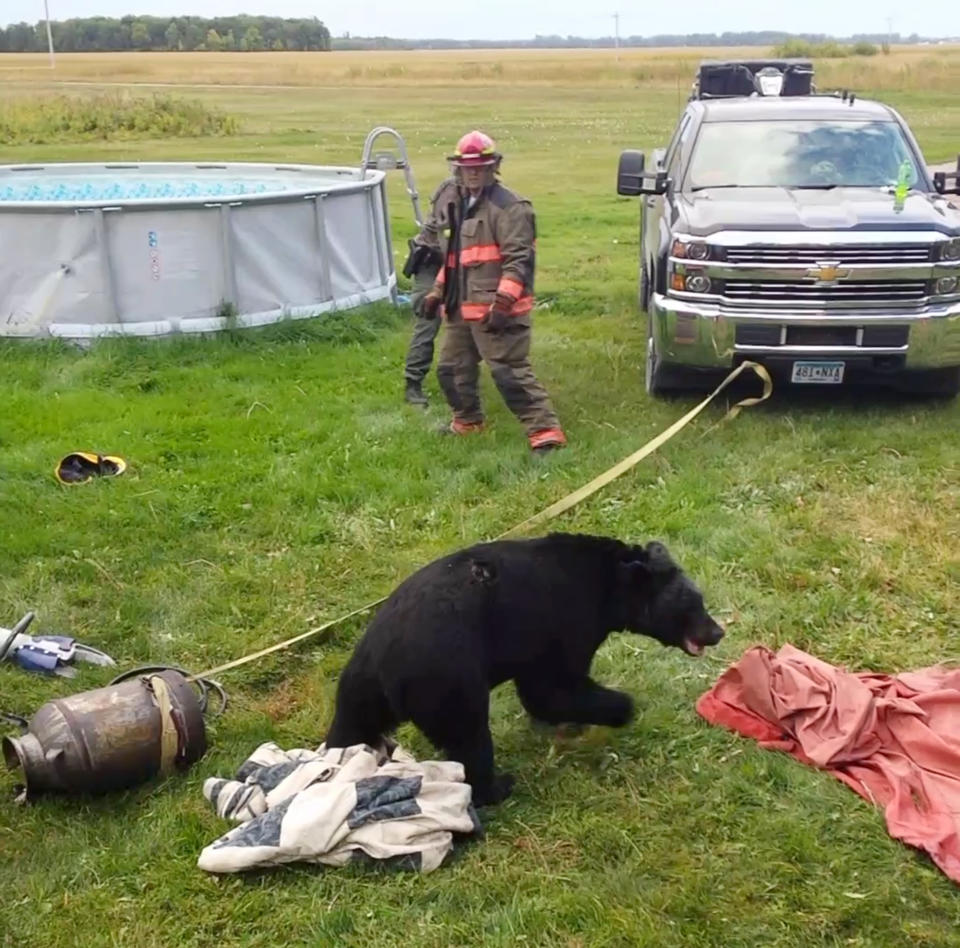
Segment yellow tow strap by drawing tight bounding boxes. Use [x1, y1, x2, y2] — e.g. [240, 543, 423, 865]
[502, 361, 771, 538]
[149, 675, 180, 775]
[191, 361, 772, 682]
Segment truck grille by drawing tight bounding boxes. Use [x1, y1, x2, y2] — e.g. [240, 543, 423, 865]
[724, 244, 933, 265]
[723, 280, 927, 304]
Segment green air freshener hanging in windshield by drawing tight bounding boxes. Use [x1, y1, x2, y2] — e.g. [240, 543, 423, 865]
[894, 159, 912, 212]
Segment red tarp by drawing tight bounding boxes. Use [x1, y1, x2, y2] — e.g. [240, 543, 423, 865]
[697, 644, 960, 883]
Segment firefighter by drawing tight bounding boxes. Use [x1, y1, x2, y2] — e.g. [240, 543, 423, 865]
[401, 179, 455, 407]
[421, 131, 567, 455]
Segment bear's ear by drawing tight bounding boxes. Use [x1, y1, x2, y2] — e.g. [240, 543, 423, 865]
[617, 542, 675, 584]
[617, 558, 646, 585]
[643, 541, 676, 574]
[616, 548, 649, 584]
[470, 558, 497, 585]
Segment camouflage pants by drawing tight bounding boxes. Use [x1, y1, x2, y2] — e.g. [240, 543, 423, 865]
[436, 315, 560, 436]
[404, 265, 442, 385]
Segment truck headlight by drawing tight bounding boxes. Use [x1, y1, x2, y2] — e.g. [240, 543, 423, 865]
[670, 264, 713, 294]
[939, 239, 960, 262]
[671, 239, 711, 261]
[685, 273, 712, 294]
[936, 276, 959, 295]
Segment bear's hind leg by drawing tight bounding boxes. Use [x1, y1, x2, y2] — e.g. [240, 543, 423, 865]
[325, 664, 398, 749]
[411, 687, 514, 806]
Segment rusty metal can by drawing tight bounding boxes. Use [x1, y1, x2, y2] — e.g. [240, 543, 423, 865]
[2, 670, 206, 798]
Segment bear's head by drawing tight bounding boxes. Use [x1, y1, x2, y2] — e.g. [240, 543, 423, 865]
[616, 542, 724, 657]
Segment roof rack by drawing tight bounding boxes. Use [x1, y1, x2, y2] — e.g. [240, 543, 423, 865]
[691, 59, 815, 100]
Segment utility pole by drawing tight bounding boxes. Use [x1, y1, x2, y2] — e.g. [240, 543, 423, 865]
[612, 11, 620, 63]
[43, 0, 56, 69]
[886, 16, 894, 50]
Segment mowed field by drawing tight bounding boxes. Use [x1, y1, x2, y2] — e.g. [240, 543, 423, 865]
[1, 47, 960, 947]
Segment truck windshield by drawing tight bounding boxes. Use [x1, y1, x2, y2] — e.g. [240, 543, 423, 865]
[686, 120, 922, 191]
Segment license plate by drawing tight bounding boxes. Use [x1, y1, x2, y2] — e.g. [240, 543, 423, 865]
[791, 361, 845, 384]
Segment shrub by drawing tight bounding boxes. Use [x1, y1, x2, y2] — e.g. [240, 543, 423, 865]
[772, 39, 851, 59]
[774, 39, 815, 58]
[0, 93, 239, 145]
[821, 42, 850, 58]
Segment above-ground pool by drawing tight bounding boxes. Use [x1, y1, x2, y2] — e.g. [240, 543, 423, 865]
[0, 161, 397, 339]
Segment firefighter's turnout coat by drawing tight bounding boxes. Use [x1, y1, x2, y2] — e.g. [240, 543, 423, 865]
[429, 180, 536, 322]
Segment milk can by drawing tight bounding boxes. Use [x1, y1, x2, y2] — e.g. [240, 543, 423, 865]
[3, 670, 207, 798]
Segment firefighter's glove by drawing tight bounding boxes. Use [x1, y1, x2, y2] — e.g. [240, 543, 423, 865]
[483, 294, 515, 333]
[421, 288, 443, 320]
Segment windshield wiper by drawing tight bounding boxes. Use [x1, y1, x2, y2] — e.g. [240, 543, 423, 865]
[689, 184, 747, 192]
[691, 183, 854, 193]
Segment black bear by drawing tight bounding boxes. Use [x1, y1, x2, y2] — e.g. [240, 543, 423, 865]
[325, 533, 724, 805]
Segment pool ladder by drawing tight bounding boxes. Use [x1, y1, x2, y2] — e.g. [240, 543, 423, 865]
[360, 127, 423, 228]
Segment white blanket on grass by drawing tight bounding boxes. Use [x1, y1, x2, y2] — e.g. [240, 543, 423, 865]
[197, 742, 482, 874]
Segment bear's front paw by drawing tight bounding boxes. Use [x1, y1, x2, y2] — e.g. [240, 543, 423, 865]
[605, 691, 635, 728]
[473, 772, 515, 806]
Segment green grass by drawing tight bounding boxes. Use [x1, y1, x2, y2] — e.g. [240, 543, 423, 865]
[2, 58, 960, 947]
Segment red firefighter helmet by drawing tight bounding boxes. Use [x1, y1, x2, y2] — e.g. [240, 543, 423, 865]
[448, 130, 500, 167]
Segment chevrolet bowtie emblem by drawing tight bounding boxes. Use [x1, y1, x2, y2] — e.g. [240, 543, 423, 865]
[806, 262, 851, 285]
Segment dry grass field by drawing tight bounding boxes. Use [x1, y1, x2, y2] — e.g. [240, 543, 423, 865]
[1, 44, 959, 90]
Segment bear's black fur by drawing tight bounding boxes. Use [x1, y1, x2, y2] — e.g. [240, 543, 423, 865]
[325, 533, 724, 805]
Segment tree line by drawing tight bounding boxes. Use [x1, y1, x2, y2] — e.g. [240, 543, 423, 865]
[1, 21, 944, 54]
[0, 16, 331, 52]
[332, 31, 932, 50]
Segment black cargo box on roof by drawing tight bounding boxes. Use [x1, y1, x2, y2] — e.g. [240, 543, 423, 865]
[693, 59, 814, 99]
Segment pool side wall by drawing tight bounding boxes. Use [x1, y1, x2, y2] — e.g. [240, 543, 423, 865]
[0, 163, 396, 338]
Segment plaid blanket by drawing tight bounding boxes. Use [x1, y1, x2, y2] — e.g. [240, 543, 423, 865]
[198, 741, 482, 874]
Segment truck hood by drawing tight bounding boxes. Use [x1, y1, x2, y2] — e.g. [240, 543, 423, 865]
[677, 187, 960, 238]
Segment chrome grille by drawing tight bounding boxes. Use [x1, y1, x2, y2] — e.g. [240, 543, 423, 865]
[723, 280, 928, 304]
[724, 245, 933, 265]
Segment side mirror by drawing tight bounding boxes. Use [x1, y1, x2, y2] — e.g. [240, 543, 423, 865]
[617, 150, 669, 196]
[934, 156, 960, 196]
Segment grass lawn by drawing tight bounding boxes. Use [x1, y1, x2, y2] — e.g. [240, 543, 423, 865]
[2, 48, 960, 947]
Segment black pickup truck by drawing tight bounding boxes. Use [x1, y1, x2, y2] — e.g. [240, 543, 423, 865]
[617, 60, 960, 397]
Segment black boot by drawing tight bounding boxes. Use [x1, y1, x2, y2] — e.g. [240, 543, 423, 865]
[531, 442, 563, 458]
[404, 381, 428, 407]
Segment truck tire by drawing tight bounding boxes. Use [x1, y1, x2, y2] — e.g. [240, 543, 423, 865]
[645, 318, 692, 396]
[639, 258, 651, 312]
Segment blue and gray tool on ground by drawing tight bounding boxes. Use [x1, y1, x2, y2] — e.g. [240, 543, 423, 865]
[0, 612, 115, 677]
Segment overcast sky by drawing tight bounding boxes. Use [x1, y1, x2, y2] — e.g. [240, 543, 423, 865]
[3, 1, 959, 41]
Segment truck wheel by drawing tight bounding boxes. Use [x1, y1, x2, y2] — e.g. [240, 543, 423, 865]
[645, 319, 686, 396]
[645, 318, 718, 396]
[645, 336, 667, 395]
[639, 259, 651, 312]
